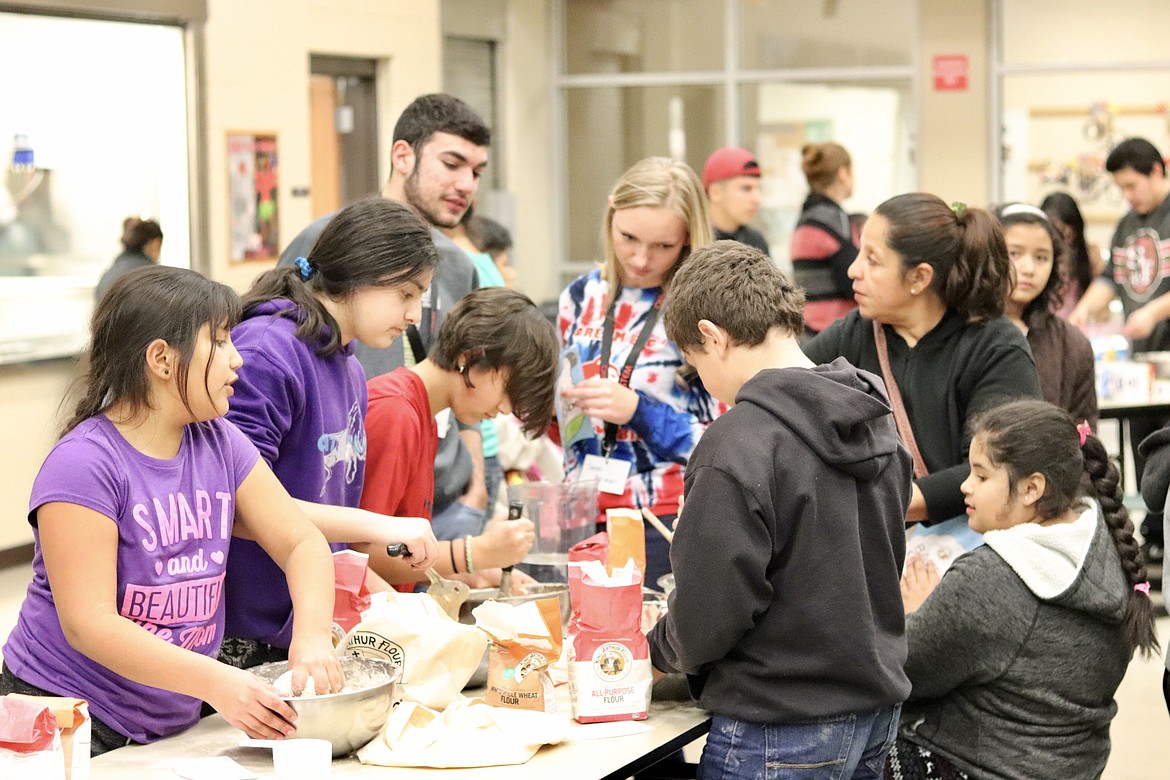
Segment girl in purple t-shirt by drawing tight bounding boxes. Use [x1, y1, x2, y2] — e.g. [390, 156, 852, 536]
[221, 197, 444, 667]
[0, 267, 343, 755]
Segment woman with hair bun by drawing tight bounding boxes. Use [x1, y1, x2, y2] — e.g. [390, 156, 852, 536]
[791, 142, 859, 333]
[889, 399, 1158, 779]
[804, 193, 1042, 524]
[95, 216, 163, 302]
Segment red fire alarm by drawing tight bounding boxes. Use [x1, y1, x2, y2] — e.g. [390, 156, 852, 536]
[932, 55, 968, 91]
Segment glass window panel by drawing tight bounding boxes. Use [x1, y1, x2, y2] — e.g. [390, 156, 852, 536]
[740, 0, 914, 70]
[444, 36, 501, 190]
[0, 13, 189, 278]
[999, 70, 1170, 250]
[564, 0, 724, 75]
[1002, 0, 1170, 66]
[0, 12, 189, 363]
[564, 85, 724, 266]
[739, 80, 916, 271]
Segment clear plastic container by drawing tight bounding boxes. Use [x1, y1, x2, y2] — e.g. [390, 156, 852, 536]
[506, 481, 599, 575]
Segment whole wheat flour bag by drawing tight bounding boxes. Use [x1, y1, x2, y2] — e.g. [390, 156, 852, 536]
[345, 589, 487, 709]
[568, 559, 651, 723]
[473, 598, 563, 712]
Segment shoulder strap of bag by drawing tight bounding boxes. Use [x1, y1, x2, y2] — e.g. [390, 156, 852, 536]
[872, 320, 929, 479]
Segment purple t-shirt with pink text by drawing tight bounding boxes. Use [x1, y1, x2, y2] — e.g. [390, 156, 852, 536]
[2, 415, 259, 744]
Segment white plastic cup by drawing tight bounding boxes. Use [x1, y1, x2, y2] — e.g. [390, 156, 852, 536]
[272, 738, 332, 778]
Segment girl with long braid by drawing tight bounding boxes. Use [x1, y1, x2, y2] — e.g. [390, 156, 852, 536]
[889, 399, 1158, 780]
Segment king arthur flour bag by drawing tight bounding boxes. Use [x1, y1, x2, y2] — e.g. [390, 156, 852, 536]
[567, 531, 608, 640]
[344, 589, 487, 709]
[473, 598, 563, 713]
[568, 559, 651, 723]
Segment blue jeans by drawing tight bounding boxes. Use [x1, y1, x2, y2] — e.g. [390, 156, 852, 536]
[431, 499, 486, 541]
[700, 705, 900, 780]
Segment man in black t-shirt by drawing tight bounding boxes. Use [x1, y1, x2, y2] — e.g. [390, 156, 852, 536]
[1070, 137, 1170, 563]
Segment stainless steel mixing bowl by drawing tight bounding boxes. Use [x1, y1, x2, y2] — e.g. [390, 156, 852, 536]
[458, 581, 571, 626]
[251, 655, 399, 757]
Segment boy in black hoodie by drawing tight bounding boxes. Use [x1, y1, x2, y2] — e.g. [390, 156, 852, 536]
[647, 241, 912, 779]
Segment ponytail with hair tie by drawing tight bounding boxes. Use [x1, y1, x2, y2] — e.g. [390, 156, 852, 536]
[1077, 420, 1091, 447]
[241, 197, 438, 358]
[874, 193, 1008, 323]
[1080, 432, 1161, 658]
[293, 256, 315, 282]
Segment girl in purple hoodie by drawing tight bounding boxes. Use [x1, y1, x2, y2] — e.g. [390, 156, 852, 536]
[1, 266, 342, 754]
[220, 197, 443, 669]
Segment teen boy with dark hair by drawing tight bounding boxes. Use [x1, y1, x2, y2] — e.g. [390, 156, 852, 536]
[360, 287, 559, 587]
[647, 240, 912, 778]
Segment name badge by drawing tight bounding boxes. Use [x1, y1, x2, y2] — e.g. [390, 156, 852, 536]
[435, 408, 452, 439]
[581, 454, 632, 495]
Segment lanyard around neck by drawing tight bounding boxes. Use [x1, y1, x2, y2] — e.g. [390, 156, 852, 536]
[598, 288, 664, 456]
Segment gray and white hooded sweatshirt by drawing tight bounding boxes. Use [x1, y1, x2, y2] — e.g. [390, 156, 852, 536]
[900, 501, 1132, 780]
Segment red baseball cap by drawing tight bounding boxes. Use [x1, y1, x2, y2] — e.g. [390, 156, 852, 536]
[702, 147, 761, 189]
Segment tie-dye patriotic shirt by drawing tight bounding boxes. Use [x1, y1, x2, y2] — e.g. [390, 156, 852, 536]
[558, 270, 725, 518]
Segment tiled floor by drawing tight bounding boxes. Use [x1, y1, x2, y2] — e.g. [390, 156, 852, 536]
[0, 563, 1165, 776]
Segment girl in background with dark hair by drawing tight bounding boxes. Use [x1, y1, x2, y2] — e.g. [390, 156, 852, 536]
[95, 216, 163, 301]
[1040, 191, 1106, 317]
[220, 197, 442, 670]
[466, 213, 516, 288]
[890, 399, 1158, 780]
[998, 203, 1097, 427]
[804, 193, 1042, 525]
[0, 266, 343, 754]
[791, 142, 860, 333]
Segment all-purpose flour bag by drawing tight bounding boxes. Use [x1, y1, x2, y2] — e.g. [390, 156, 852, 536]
[567, 559, 651, 723]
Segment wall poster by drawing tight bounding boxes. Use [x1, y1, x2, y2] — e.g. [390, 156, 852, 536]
[227, 131, 279, 261]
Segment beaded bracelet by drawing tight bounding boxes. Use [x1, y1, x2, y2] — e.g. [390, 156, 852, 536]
[464, 535, 476, 575]
[448, 540, 459, 574]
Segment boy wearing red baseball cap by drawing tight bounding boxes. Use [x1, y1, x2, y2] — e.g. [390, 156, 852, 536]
[701, 147, 771, 256]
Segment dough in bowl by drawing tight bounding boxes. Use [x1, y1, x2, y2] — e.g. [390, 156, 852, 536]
[272, 670, 352, 697]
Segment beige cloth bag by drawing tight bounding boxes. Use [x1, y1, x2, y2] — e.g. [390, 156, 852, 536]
[356, 698, 567, 768]
[344, 589, 488, 709]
